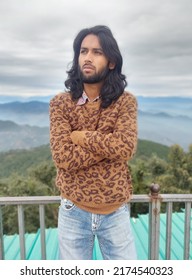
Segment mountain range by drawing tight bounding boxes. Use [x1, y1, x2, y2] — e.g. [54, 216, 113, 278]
[0, 95, 191, 152]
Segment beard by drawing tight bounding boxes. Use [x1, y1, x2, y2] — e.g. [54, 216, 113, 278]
[78, 65, 109, 84]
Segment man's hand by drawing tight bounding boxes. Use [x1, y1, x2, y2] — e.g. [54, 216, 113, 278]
[70, 131, 87, 145]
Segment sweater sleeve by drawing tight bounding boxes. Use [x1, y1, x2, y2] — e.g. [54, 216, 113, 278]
[49, 95, 104, 171]
[71, 93, 138, 161]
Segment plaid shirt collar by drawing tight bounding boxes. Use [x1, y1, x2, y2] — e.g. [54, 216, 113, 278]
[76, 91, 100, 106]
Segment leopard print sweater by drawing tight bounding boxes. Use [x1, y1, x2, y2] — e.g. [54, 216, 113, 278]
[49, 91, 138, 214]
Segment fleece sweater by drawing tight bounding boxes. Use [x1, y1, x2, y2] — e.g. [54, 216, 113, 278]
[49, 91, 138, 214]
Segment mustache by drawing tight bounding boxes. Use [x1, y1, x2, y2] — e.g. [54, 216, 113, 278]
[82, 63, 95, 70]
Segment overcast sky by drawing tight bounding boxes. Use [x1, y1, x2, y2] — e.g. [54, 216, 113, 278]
[0, 0, 192, 98]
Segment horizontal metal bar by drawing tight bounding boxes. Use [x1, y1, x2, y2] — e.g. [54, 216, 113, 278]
[0, 194, 192, 206]
[159, 194, 192, 202]
[0, 196, 60, 205]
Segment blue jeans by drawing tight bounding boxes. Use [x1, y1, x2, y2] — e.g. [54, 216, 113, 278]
[58, 198, 137, 260]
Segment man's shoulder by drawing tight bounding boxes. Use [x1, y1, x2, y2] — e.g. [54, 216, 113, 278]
[50, 92, 75, 108]
[117, 91, 137, 104]
[122, 90, 136, 99]
[50, 92, 71, 102]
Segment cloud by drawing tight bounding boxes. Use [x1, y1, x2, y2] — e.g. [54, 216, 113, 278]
[0, 0, 192, 97]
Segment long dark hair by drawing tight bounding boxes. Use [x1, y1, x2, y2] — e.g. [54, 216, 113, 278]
[65, 25, 127, 108]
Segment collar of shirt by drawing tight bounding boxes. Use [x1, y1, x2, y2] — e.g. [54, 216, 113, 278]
[76, 91, 100, 106]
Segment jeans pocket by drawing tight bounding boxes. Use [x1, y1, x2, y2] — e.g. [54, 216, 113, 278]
[116, 203, 129, 214]
[61, 198, 75, 211]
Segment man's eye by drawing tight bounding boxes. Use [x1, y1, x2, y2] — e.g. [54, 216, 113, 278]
[95, 50, 102, 55]
[80, 49, 87, 54]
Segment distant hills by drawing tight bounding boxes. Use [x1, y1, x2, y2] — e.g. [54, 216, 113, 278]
[0, 101, 49, 127]
[0, 95, 192, 152]
[0, 101, 49, 114]
[0, 95, 54, 103]
[0, 120, 49, 151]
[137, 96, 192, 122]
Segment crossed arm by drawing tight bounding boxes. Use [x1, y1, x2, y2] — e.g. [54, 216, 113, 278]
[49, 93, 137, 172]
[49, 98, 104, 172]
[70, 94, 137, 161]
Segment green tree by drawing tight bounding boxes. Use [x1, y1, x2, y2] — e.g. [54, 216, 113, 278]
[27, 161, 58, 195]
[1, 171, 58, 234]
[147, 154, 168, 177]
[167, 144, 192, 191]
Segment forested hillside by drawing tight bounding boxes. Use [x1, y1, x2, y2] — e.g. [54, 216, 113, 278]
[0, 139, 169, 178]
[0, 144, 52, 177]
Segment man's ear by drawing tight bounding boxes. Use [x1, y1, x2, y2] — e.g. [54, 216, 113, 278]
[109, 62, 115, 70]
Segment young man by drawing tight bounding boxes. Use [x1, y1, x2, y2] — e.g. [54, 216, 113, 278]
[49, 25, 138, 260]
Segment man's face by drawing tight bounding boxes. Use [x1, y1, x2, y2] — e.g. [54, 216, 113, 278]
[78, 34, 112, 84]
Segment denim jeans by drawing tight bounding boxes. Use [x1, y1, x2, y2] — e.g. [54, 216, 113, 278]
[58, 198, 137, 260]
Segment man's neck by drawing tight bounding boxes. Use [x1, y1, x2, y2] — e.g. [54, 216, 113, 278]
[83, 83, 102, 102]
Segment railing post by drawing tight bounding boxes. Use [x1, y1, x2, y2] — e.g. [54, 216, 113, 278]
[148, 183, 161, 260]
[39, 205, 46, 260]
[184, 202, 191, 260]
[165, 202, 173, 259]
[0, 206, 4, 260]
[18, 205, 26, 260]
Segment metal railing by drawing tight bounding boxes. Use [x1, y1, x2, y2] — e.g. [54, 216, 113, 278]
[0, 184, 191, 260]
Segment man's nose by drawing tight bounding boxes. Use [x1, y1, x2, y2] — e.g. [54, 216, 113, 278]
[84, 51, 93, 62]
